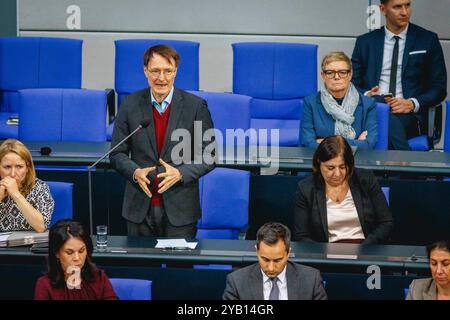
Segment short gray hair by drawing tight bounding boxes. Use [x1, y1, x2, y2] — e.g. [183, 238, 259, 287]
[321, 51, 352, 71]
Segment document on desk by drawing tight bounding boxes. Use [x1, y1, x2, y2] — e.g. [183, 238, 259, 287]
[155, 239, 198, 249]
[0, 232, 12, 243]
[0, 231, 48, 247]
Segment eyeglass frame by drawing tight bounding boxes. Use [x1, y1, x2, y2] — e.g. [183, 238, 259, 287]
[322, 69, 351, 79]
[146, 67, 177, 79]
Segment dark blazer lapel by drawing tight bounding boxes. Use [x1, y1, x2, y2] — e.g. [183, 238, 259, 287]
[402, 24, 417, 75]
[160, 88, 183, 159]
[315, 177, 329, 240]
[349, 175, 367, 236]
[374, 28, 385, 85]
[249, 264, 264, 300]
[139, 88, 158, 157]
[286, 262, 300, 300]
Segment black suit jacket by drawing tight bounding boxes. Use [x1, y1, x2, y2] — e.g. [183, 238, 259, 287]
[352, 23, 447, 117]
[222, 261, 327, 300]
[293, 168, 393, 244]
[110, 88, 215, 226]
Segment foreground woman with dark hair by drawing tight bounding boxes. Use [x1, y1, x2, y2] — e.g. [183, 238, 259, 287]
[34, 219, 118, 300]
[293, 135, 393, 244]
[407, 240, 450, 300]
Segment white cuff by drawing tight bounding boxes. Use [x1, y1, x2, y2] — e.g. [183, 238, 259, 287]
[133, 168, 139, 183]
[410, 98, 420, 113]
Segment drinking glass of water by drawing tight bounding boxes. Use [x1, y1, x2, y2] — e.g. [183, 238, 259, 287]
[96, 225, 108, 251]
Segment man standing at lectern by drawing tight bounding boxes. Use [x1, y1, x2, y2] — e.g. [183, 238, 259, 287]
[110, 45, 215, 238]
[351, 0, 447, 150]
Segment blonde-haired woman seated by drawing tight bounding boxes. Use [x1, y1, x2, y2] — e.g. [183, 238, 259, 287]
[0, 139, 54, 232]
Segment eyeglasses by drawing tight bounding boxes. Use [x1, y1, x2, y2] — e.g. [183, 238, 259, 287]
[147, 68, 176, 78]
[323, 70, 351, 79]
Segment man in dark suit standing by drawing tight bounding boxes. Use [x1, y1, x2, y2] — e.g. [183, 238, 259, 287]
[110, 45, 215, 238]
[222, 222, 327, 300]
[351, 0, 447, 150]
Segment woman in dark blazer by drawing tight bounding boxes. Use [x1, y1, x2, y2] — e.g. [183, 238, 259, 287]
[293, 136, 392, 244]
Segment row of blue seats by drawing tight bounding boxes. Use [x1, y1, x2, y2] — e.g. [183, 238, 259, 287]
[48, 167, 250, 241]
[1, 37, 444, 150]
[6, 86, 450, 151]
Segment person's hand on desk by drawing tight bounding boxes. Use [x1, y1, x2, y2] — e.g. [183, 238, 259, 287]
[385, 97, 415, 114]
[157, 159, 182, 194]
[135, 166, 156, 198]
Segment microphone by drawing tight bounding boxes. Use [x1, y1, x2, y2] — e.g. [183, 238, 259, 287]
[87, 118, 151, 234]
[29, 146, 52, 156]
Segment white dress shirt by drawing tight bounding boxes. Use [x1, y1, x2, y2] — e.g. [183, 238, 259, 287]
[379, 24, 420, 112]
[261, 265, 288, 300]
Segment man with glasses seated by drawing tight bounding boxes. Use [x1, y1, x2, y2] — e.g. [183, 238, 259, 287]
[301, 51, 378, 149]
[110, 44, 215, 239]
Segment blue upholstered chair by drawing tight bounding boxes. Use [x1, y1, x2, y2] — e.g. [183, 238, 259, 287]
[443, 100, 450, 152]
[107, 39, 200, 140]
[109, 278, 152, 300]
[18, 88, 107, 142]
[189, 91, 252, 146]
[46, 181, 73, 227]
[232, 42, 318, 146]
[0, 37, 82, 139]
[408, 104, 443, 151]
[375, 103, 390, 150]
[197, 168, 250, 239]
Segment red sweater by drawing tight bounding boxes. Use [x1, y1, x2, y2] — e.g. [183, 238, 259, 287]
[151, 104, 171, 206]
[34, 269, 118, 300]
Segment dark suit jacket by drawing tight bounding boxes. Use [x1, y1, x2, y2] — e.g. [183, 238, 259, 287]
[110, 88, 215, 226]
[301, 92, 378, 149]
[351, 23, 447, 117]
[293, 168, 393, 244]
[222, 261, 327, 300]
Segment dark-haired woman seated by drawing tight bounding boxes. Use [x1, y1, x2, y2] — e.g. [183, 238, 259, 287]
[407, 240, 450, 300]
[293, 135, 393, 244]
[34, 220, 118, 300]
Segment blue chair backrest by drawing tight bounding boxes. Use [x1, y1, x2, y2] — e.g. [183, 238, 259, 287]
[46, 181, 73, 227]
[110, 278, 152, 300]
[232, 42, 317, 146]
[197, 168, 250, 239]
[189, 91, 251, 146]
[381, 187, 390, 206]
[18, 88, 107, 142]
[404, 288, 409, 298]
[375, 103, 389, 150]
[115, 39, 199, 106]
[0, 37, 82, 113]
[444, 100, 450, 152]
